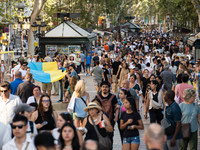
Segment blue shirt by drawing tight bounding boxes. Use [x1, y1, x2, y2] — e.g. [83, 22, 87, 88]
[10, 78, 24, 95]
[74, 95, 87, 118]
[86, 55, 92, 64]
[80, 53, 85, 62]
[70, 70, 77, 78]
[179, 102, 200, 133]
[165, 101, 182, 140]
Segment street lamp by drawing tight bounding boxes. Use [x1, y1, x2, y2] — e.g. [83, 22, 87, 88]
[31, 16, 47, 38]
[14, 1, 27, 57]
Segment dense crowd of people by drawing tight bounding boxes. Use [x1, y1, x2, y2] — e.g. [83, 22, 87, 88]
[0, 31, 200, 150]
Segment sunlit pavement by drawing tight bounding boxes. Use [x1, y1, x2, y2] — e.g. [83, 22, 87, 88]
[6, 71, 200, 150]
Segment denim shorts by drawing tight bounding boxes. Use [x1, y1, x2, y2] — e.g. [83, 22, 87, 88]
[123, 136, 140, 144]
[86, 64, 91, 69]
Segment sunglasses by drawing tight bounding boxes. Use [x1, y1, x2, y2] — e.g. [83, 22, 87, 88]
[42, 100, 50, 102]
[12, 124, 26, 129]
[0, 90, 8, 93]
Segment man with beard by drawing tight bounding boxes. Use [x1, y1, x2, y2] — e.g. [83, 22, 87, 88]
[95, 81, 119, 149]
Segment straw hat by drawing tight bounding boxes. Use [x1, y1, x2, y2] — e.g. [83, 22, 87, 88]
[84, 102, 102, 112]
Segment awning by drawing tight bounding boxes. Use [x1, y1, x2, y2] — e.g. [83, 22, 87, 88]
[188, 37, 197, 46]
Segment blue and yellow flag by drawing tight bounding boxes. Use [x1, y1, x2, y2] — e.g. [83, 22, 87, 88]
[27, 62, 66, 83]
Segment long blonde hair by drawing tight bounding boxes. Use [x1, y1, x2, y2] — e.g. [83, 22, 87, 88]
[74, 80, 86, 97]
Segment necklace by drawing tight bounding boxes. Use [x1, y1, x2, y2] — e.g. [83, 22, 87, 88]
[94, 118, 98, 122]
[65, 145, 72, 148]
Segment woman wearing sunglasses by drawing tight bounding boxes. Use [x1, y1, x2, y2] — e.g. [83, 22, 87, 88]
[31, 94, 58, 132]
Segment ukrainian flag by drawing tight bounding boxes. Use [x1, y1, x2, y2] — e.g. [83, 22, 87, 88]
[27, 62, 66, 83]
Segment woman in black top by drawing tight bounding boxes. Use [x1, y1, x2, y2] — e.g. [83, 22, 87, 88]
[82, 102, 113, 141]
[31, 94, 58, 132]
[120, 97, 144, 150]
[145, 80, 164, 124]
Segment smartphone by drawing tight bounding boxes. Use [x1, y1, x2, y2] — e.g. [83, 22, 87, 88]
[127, 126, 132, 129]
[42, 121, 48, 126]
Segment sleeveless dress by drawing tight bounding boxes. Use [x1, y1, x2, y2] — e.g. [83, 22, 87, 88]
[85, 115, 107, 141]
[118, 69, 129, 87]
[35, 110, 56, 132]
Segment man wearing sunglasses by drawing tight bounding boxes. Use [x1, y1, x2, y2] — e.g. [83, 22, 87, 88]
[19, 61, 27, 81]
[2, 114, 36, 150]
[0, 81, 22, 125]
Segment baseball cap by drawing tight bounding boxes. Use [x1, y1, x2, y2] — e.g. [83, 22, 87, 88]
[15, 104, 35, 114]
[100, 81, 110, 87]
[129, 65, 135, 69]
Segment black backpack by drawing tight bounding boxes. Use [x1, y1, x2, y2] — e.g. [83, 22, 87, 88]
[10, 121, 34, 138]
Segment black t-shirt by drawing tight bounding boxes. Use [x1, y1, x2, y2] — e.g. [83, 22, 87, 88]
[102, 68, 109, 81]
[95, 93, 118, 120]
[120, 111, 141, 138]
[141, 77, 150, 96]
[93, 56, 99, 66]
[112, 61, 121, 75]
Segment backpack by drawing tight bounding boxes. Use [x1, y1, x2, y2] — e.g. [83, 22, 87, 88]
[10, 121, 34, 138]
[96, 94, 115, 120]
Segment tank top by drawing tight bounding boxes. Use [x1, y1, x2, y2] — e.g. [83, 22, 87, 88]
[35, 110, 56, 132]
[85, 114, 107, 141]
[145, 56, 151, 64]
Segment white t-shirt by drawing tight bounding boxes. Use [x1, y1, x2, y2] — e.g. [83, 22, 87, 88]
[144, 45, 149, 53]
[19, 68, 27, 81]
[26, 96, 40, 105]
[169, 66, 177, 74]
[10, 68, 15, 81]
[13, 64, 20, 80]
[27, 58, 36, 63]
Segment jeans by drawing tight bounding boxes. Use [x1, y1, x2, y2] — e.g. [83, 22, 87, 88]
[149, 108, 163, 124]
[81, 62, 85, 71]
[59, 81, 63, 101]
[77, 65, 81, 74]
[123, 136, 140, 144]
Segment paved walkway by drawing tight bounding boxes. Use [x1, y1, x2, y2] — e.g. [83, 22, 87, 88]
[18, 72, 200, 150]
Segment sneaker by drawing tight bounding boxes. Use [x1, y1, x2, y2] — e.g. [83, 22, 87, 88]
[86, 73, 88, 76]
[88, 74, 90, 76]
[57, 100, 63, 103]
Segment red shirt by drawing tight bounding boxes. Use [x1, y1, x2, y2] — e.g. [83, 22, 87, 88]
[104, 45, 108, 51]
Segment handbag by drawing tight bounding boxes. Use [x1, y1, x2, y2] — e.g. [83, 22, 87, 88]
[161, 107, 175, 136]
[182, 103, 195, 139]
[91, 116, 112, 150]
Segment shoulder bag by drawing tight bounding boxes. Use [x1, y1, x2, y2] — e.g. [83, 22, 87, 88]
[91, 116, 112, 150]
[161, 106, 175, 136]
[182, 103, 195, 139]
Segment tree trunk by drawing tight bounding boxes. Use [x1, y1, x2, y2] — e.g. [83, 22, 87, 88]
[27, 0, 47, 56]
[191, 0, 200, 27]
